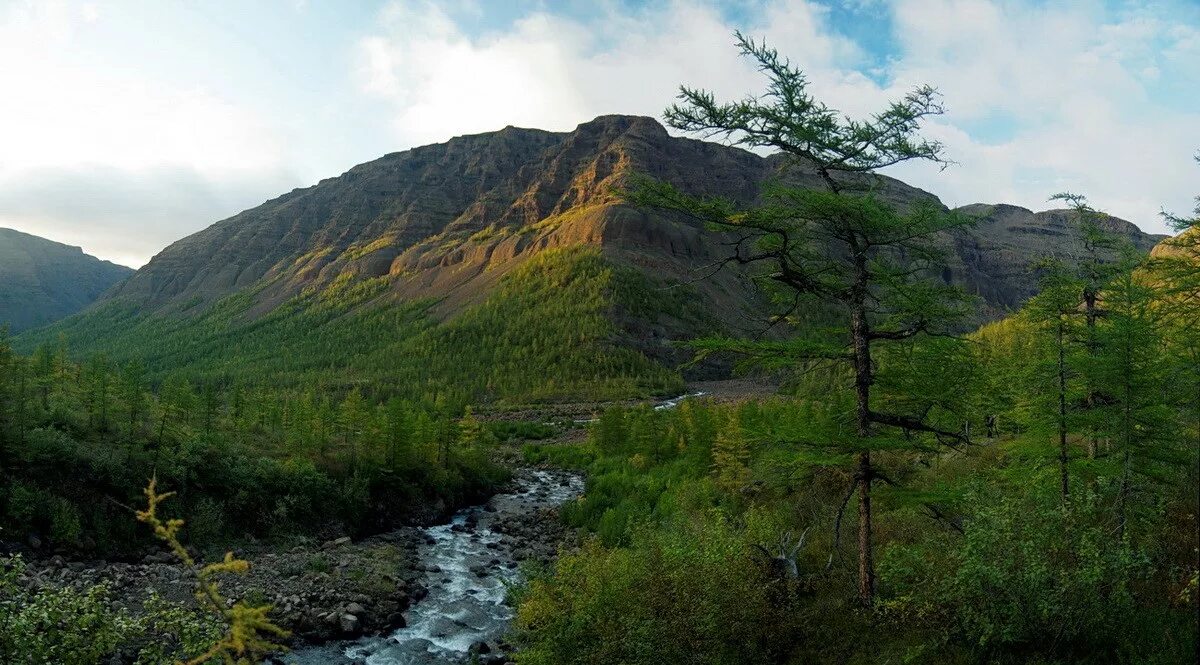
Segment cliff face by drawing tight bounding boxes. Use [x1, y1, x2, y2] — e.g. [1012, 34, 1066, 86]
[0, 228, 133, 332]
[106, 115, 1163, 330]
[950, 204, 1165, 317]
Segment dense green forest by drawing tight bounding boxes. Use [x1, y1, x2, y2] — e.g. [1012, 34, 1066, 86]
[15, 248, 690, 406]
[0, 329, 511, 556]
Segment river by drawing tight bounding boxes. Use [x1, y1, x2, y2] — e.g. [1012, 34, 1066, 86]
[288, 391, 704, 664]
[286, 468, 583, 665]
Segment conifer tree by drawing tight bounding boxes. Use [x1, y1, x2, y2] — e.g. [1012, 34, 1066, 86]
[84, 353, 112, 432]
[1153, 153, 1200, 448]
[31, 344, 54, 413]
[384, 396, 412, 472]
[120, 359, 146, 446]
[457, 406, 485, 448]
[711, 412, 751, 494]
[1050, 193, 1127, 459]
[593, 407, 627, 457]
[0, 326, 12, 432]
[338, 388, 369, 476]
[626, 32, 972, 605]
[1022, 261, 1086, 500]
[157, 374, 194, 455]
[198, 380, 221, 442]
[1092, 264, 1175, 537]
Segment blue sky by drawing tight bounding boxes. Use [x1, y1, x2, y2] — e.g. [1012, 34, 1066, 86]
[1, 0, 1197, 267]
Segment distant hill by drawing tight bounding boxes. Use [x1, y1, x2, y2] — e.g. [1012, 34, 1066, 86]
[0, 228, 132, 333]
[21, 115, 1166, 402]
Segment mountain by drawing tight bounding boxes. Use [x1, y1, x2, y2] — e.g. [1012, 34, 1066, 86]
[949, 203, 1165, 316]
[0, 228, 133, 333]
[21, 115, 1165, 402]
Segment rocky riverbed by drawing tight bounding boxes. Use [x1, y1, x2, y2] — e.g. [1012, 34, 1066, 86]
[285, 468, 583, 664]
[7, 466, 582, 663]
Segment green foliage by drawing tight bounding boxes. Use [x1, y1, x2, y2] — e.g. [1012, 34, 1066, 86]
[881, 476, 1154, 661]
[490, 420, 559, 442]
[0, 556, 222, 665]
[137, 477, 288, 664]
[515, 387, 1197, 663]
[0, 341, 509, 556]
[627, 30, 978, 606]
[17, 247, 684, 405]
[513, 513, 804, 665]
[0, 558, 130, 664]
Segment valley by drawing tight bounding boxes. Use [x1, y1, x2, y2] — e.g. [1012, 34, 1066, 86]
[1, 19, 1197, 665]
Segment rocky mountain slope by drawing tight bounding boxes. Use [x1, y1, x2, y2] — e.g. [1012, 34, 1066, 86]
[106, 115, 1161, 319]
[0, 228, 132, 332]
[950, 203, 1165, 316]
[23, 115, 1165, 400]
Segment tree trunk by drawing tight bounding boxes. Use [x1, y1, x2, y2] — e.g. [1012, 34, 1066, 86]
[850, 257, 876, 607]
[856, 451, 875, 605]
[1084, 289, 1098, 460]
[1057, 318, 1070, 501]
[1117, 333, 1134, 540]
[1117, 449, 1132, 540]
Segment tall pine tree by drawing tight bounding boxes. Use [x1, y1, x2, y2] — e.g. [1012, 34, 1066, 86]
[627, 33, 973, 605]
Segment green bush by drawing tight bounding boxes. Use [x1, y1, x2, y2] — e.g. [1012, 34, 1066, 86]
[513, 513, 803, 665]
[0, 556, 218, 664]
[881, 476, 1151, 661]
[48, 498, 83, 548]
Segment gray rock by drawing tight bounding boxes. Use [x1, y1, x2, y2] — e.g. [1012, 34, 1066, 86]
[339, 613, 361, 634]
[323, 536, 352, 549]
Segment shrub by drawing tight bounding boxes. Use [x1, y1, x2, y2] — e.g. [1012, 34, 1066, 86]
[881, 476, 1150, 661]
[513, 512, 803, 665]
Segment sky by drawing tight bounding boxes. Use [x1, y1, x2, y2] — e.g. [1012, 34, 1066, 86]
[1, 0, 1197, 268]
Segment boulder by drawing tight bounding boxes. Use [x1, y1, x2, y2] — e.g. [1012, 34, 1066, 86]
[338, 613, 361, 634]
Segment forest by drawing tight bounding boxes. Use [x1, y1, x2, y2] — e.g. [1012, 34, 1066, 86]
[1, 29, 1197, 665]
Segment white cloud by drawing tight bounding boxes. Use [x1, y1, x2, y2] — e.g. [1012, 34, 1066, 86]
[882, 0, 1200, 231]
[355, 0, 864, 147]
[358, 0, 1200, 235]
[0, 1, 298, 266]
[0, 166, 297, 269]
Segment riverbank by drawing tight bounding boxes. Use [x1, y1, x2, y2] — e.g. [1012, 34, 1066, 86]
[5, 465, 581, 663]
[286, 467, 582, 664]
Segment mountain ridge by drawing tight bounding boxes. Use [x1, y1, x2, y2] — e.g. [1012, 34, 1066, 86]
[104, 115, 1163, 319]
[0, 228, 133, 333]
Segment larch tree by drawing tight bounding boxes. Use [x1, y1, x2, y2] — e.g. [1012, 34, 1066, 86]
[711, 411, 751, 495]
[1091, 262, 1175, 538]
[626, 33, 974, 606]
[384, 396, 413, 472]
[1153, 153, 1200, 448]
[0, 327, 12, 431]
[1021, 260, 1086, 501]
[1050, 193, 1127, 460]
[338, 387, 370, 476]
[84, 353, 112, 432]
[120, 359, 146, 446]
